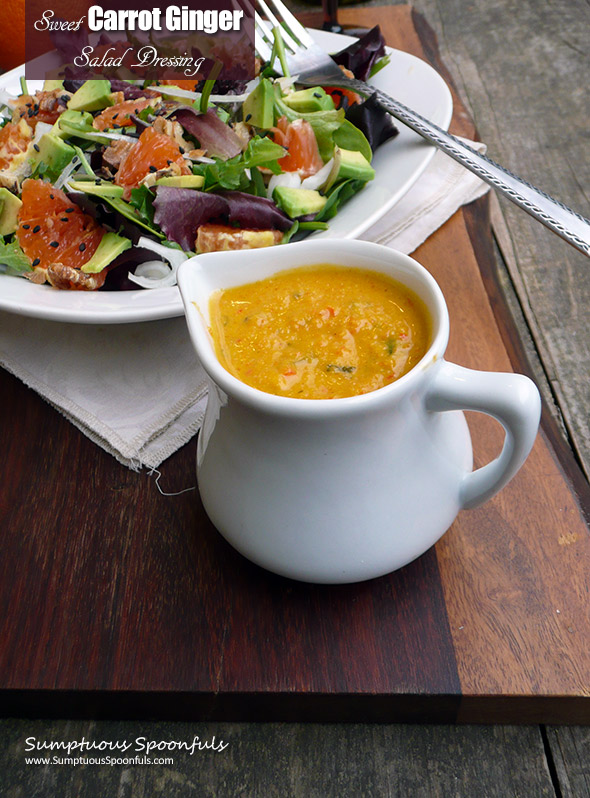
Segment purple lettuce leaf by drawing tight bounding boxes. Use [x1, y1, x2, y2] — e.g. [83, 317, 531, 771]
[129, 114, 152, 133]
[169, 108, 244, 159]
[62, 79, 86, 93]
[63, 77, 159, 100]
[331, 26, 386, 82]
[109, 79, 161, 100]
[194, 78, 250, 96]
[220, 191, 291, 231]
[344, 94, 399, 151]
[153, 188, 227, 251]
[153, 187, 291, 250]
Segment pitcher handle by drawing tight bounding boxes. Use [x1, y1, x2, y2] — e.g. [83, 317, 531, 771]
[424, 360, 541, 509]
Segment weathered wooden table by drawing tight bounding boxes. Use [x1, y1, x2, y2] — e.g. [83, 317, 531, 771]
[1, 1, 589, 795]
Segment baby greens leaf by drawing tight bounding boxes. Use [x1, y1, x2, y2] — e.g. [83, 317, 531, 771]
[199, 136, 286, 191]
[332, 119, 373, 162]
[129, 185, 156, 224]
[0, 237, 32, 275]
[314, 178, 366, 222]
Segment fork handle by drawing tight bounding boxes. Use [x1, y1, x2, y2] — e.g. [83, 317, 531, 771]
[343, 79, 590, 257]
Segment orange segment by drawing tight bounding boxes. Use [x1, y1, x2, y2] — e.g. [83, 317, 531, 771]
[16, 179, 104, 272]
[158, 79, 202, 92]
[323, 86, 361, 109]
[270, 116, 324, 178]
[114, 126, 188, 189]
[93, 96, 160, 131]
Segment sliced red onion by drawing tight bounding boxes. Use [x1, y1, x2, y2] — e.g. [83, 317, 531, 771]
[275, 75, 299, 94]
[92, 130, 138, 143]
[301, 158, 334, 190]
[31, 121, 54, 144]
[127, 236, 189, 289]
[128, 262, 179, 288]
[267, 171, 302, 199]
[151, 85, 202, 102]
[55, 158, 81, 189]
[0, 88, 16, 108]
[152, 81, 259, 104]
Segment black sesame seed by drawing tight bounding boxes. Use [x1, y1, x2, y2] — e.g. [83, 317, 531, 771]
[22, 224, 30, 229]
[60, 217, 69, 222]
[79, 242, 86, 252]
[32, 225, 41, 233]
[179, 147, 185, 154]
[32, 258, 40, 267]
[25, 102, 32, 108]
[149, 165, 157, 172]
[65, 207, 74, 213]
[313, 92, 322, 98]
[49, 241, 59, 248]
[95, 178, 101, 184]
[33, 144, 40, 152]
[245, 113, 252, 122]
[166, 159, 172, 165]
[50, 194, 54, 199]
[61, 95, 69, 103]
[112, 113, 118, 119]
[33, 107, 39, 116]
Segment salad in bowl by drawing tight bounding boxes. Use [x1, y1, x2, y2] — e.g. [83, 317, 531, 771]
[0, 27, 397, 292]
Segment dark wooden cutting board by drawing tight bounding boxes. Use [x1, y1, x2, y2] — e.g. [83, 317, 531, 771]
[1, 6, 589, 723]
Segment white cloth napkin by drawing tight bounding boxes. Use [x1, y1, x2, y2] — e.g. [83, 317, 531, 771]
[0, 139, 488, 471]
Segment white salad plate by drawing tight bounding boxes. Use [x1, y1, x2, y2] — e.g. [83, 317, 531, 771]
[0, 28, 452, 324]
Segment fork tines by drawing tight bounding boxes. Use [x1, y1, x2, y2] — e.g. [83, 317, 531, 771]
[253, 0, 316, 63]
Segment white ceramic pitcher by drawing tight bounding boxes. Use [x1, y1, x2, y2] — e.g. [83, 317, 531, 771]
[177, 240, 541, 584]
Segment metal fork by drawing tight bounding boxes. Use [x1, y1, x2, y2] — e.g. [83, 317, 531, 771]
[252, 0, 590, 257]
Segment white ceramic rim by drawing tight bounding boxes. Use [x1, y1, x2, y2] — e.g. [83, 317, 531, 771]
[177, 240, 450, 418]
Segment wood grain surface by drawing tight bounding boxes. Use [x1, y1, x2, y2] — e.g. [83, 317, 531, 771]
[546, 725, 590, 798]
[0, 5, 589, 724]
[411, 0, 590, 482]
[0, 718, 557, 797]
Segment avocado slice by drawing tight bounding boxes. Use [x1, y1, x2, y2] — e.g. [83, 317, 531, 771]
[325, 147, 375, 191]
[43, 79, 64, 91]
[283, 88, 335, 114]
[68, 80, 112, 112]
[273, 186, 327, 218]
[55, 110, 111, 145]
[52, 109, 94, 139]
[243, 78, 275, 128]
[0, 188, 22, 235]
[154, 175, 205, 189]
[80, 232, 132, 274]
[30, 133, 76, 183]
[67, 180, 125, 199]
